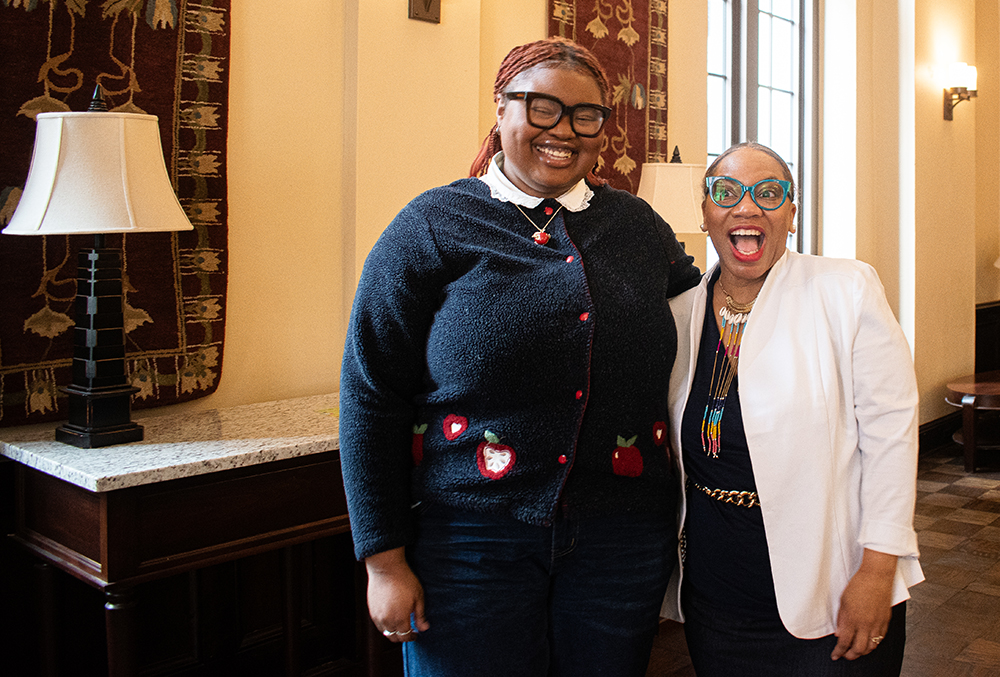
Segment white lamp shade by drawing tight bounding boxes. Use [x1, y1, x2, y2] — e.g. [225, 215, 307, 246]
[3, 112, 193, 235]
[949, 62, 978, 91]
[637, 162, 706, 234]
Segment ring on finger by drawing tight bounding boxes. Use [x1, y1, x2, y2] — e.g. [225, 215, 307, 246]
[870, 635, 884, 645]
[382, 629, 414, 637]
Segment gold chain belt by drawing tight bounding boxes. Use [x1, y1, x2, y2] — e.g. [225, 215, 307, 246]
[689, 479, 760, 508]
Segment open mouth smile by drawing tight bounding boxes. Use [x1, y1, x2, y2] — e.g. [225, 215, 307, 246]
[729, 228, 765, 261]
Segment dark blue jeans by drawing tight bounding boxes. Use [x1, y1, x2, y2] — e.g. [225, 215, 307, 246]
[402, 502, 676, 677]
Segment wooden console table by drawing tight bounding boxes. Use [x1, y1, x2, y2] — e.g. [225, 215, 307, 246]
[0, 393, 380, 676]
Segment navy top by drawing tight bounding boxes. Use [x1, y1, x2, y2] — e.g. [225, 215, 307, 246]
[340, 178, 701, 559]
[680, 273, 779, 618]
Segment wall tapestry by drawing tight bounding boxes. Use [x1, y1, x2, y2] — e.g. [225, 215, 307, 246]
[0, 0, 229, 427]
[549, 0, 665, 194]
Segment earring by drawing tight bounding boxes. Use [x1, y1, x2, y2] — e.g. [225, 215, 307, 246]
[699, 223, 707, 232]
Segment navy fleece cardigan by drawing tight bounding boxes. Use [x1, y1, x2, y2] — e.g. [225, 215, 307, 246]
[340, 177, 700, 559]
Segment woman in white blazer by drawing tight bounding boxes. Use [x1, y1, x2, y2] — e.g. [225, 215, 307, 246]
[662, 142, 923, 676]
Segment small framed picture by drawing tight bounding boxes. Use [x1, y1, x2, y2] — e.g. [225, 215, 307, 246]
[409, 0, 440, 24]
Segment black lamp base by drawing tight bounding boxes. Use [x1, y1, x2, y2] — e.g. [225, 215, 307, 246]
[56, 421, 144, 448]
[56, 244, 143, 449]
[56, 383, 144, 448]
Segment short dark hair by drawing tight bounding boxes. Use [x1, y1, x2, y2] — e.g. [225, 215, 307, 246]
[704, 142, 796, 203]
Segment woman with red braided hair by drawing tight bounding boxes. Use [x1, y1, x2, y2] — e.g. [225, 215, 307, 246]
[340, 37, 700, 676]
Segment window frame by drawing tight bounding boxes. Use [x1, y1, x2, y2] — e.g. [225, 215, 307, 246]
[707, 0, 817, 254]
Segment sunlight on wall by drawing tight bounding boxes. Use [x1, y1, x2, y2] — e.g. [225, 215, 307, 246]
[975, 1, 1000, 304]
[898, 3, 916, 350]
[822, 0, 857, 260]
[912, 0, 977, 422]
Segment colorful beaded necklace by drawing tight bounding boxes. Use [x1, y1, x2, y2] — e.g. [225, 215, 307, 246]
[701, 281, 757, 458]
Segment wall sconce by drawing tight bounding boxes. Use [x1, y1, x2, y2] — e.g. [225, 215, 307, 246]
[3, 88, 193, 448]
[944, 62, 977, 120]
[637, 147, 708, 270]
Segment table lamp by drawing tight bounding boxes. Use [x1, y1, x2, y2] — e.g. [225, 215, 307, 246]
[637, 147, 708, 271]
[2, 88, 193, 448]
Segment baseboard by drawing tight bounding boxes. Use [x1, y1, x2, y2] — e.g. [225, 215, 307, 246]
[919, 411, 961, 453]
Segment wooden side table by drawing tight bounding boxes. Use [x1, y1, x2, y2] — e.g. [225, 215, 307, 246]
[945, 371, 1000, 472]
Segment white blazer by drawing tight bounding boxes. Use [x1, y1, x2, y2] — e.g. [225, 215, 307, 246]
[661, 250, 924, 638]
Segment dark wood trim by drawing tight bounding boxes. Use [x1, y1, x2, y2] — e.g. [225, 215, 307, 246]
[13, 452, 350, 591]
[977, 301, 1000, 373]
[919, 411, 961, 453]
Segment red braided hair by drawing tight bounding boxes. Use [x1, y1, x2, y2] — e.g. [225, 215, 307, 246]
[469, 37, 610, 187]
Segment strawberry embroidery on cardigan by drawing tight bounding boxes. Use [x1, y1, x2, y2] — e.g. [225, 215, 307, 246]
[612, 435, 643, 477]
[477, 430, 515, 480]
[443, 414, 468, 440]
[412, 423, 428, 465]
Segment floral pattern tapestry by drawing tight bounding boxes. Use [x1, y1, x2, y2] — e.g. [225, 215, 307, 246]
[0, 0, 229, 427]
[549, 0, 665, 194]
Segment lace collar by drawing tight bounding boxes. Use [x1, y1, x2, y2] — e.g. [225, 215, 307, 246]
[478, 152, 593, 212]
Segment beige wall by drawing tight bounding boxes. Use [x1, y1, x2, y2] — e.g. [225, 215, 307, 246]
[198, 0, 346, 412]
[976, 0, 1000, 304]
[854, 0, 906, 315]
[822, 0, 984, 424]
[478, 0, 549, 140]
[667, 0, 708, 163]
[347, 0, 483, 284]
[156, 0, 997, 428]
[911, 0, 978, 422]
[157, 0, 546, 417]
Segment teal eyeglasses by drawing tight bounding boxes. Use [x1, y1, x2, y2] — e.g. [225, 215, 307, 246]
[706, 176, 792, 211]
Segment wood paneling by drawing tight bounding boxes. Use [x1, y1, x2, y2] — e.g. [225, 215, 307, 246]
[0, 452, 401, 675]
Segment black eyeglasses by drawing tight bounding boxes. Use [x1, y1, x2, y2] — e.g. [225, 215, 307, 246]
[504, 91, 612, 138]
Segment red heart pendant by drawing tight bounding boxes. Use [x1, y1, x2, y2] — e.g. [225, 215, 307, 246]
[532, 231, 551, 245]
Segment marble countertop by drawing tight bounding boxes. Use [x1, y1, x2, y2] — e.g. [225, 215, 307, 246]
[0, 393, 339, 493]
